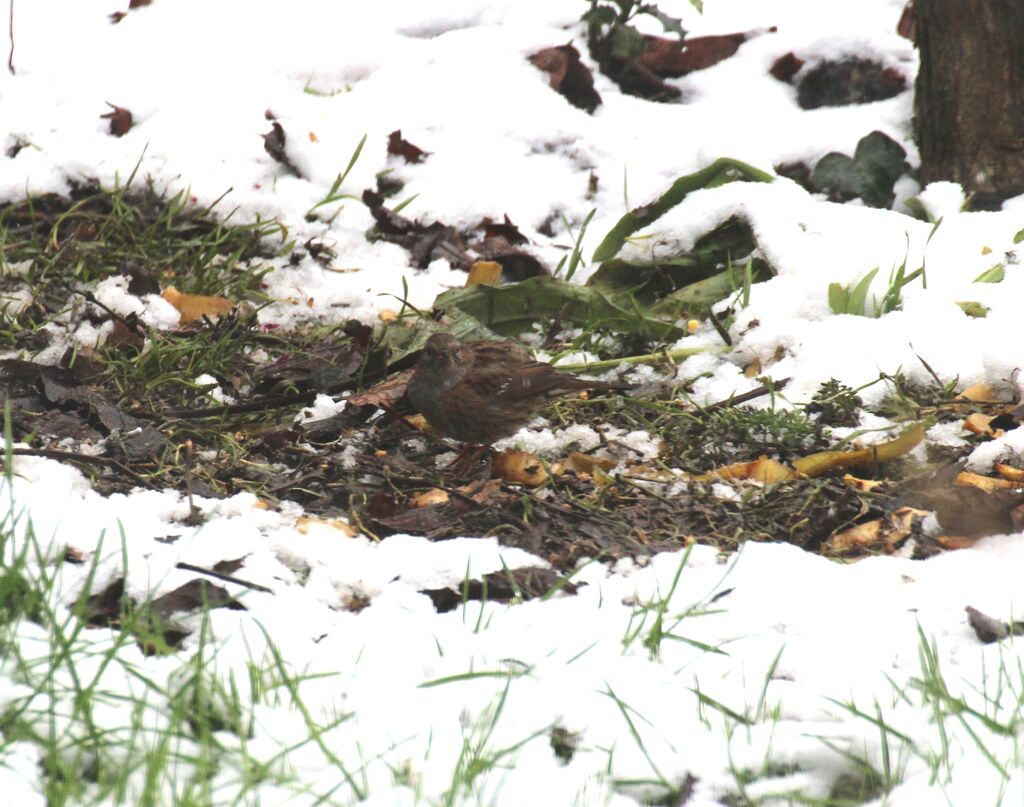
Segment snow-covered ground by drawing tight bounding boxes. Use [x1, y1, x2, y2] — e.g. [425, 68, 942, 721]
[3, 1, 1024, 804]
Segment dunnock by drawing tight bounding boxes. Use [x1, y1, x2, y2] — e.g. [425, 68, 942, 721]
[405, 333, 630, 444]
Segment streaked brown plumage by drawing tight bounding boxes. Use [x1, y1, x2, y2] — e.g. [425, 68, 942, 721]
[405, 333, 630, 444]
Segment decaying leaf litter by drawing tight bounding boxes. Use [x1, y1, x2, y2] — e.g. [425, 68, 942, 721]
[5, 154, 1020, 582]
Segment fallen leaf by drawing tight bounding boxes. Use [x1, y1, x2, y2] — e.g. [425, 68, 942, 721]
[387, 129, 430, 163]
[295, 515, 358, 537]
[709, 456, 794, 484]
[493, 450, 548, 486]
[770, 52, 805, 82]
[955, 471, 1020, 492]
[528, 44, 601, 113]
[346, 368, 415, 409]
[101, 102, 133, 137]
[962, 412, 995, 435]
[827, 507, 927, 554]
[934, 534, 979, 550]
[262, 121, 302, 177]
[566, 452, 616, 475]
[995, 463, 1024, 482]
[957, 383, 999, 402]
[638, 31, 758, 77]
[792, 421, 926, 477]
[161, 285, 233, 323]
[413, 488, 450, 507]
[466, 260, 503, 287]
[841, 474, 883, 492]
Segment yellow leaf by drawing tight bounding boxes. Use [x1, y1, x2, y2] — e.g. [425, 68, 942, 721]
[161, 285, 233, 324]
[493, 450, 548, 486]
[955, 471, 1019, 492]
[792, 422, 926, 478]
[994, 463, 1024, 482]
[466, 260, 503, 287]
[956, 383, 999, 402]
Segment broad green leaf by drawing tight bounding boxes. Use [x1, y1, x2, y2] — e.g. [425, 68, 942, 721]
[592, 158, 775, 262]
[973, 265, 1005, 283]
[433, 275, 682, 340]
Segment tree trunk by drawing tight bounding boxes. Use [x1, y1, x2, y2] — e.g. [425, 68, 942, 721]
[914, 0, 1024, 209]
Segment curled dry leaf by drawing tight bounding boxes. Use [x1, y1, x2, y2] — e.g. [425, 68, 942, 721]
[703, 456, 794, 484]
[466, 260, 503, 287]
[637, 30, 763, 78]
[770, 52, 805, 82]
[528, 44, 601, 114]
[995, 463, 1024, 482]
[962, 413, 996, 435]
[956, 383, 1000, 402]
[387, 129, 430, 163]
[566, 451, 615, 475]
[792, 421, 926, 477]
[826, 506, 928, 554]
[933, 534, 980, 550]
[295, 515, 358, 537]
[954, 471, 1020, 492]
[413, 488, 450, 507]
[842, 474, 885, 492]
[161, 285, 233, 324]
[102, 102, 133, 137]
[493, 450, 548, 486]
[262, 121, 302, 177]
[346, 368, 415, 409]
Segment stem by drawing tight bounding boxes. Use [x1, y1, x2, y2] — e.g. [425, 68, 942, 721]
[553, 344, 728, 372]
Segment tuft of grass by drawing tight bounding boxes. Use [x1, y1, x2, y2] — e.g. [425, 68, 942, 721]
[0, 179, 285, 304]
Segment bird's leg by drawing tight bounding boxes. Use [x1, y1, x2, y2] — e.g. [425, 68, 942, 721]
[445, 443, 495, 482]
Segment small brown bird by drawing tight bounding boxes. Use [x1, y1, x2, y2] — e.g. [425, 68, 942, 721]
[405, 332, 631, 444]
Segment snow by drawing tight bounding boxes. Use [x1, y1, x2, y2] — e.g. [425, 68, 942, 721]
[3, 0, 1024, 804]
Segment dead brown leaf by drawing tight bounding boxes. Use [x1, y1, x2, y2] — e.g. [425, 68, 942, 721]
[102, 102, 133, 137]
[387, 129, 430, 163]
[827, 506, 927, 554]
[346, 368, 415, 409]
[528, 44, 601, 114]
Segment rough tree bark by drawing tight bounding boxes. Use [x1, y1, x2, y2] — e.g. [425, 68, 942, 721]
[914, 0, 1024, 209]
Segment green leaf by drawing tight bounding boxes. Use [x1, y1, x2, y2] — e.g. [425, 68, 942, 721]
[592, 158, 775, 262]
[650, 258, 773, 318]
[828, 268, 879, 316]
[609, 23, 647, 59]
[588, 217, 758, 304]
[433, 276, 683, 340]
[848, 267, 880, 315]
[642, 6, 687, 38]
[1014, 227, 1024, 244]
[810, 131, 907, 209]
[828, 282, 849, 314]
[974, 264, 1005, 283]
[957, 301, 990, 318]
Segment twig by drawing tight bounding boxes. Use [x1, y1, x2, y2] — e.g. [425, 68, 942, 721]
[555, 344, 728, 372]
[701, 377, 791, 412]
[7, 0, 14, 75]
[175, 561, 273, 594]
